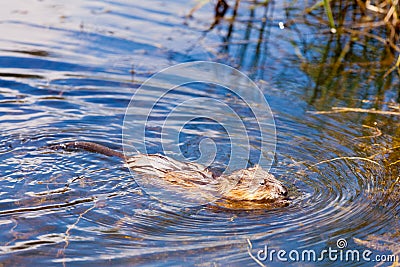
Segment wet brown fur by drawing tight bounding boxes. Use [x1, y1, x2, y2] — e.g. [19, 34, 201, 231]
[49, 142, 288, 207]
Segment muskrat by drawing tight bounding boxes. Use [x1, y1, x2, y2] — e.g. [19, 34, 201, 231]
[49, 141, 288, 208]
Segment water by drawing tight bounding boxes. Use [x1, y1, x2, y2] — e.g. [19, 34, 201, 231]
[1, 1, 399, 266]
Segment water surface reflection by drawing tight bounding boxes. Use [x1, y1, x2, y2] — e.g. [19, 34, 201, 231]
[0, 0, 399, 266]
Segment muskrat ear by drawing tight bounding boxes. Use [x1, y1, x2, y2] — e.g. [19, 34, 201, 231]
[252, 164, 261, 169]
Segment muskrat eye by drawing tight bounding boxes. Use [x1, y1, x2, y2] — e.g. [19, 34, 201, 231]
[260, 182, 265, 186]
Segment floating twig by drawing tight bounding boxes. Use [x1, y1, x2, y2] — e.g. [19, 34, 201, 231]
[308, 107, 400, 116]
[311, 156, 382, 167]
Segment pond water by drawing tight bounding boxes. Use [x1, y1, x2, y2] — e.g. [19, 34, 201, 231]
[0, 0, 399, 266]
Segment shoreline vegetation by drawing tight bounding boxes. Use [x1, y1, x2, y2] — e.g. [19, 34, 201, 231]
[189, 0, 399, 74]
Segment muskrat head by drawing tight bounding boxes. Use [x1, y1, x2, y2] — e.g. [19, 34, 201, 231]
[221, 165, 288, 202]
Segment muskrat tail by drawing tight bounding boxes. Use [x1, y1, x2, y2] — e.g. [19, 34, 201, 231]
[47, 141, 126, 159]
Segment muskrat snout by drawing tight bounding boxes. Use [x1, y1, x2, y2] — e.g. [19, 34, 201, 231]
[279, 184, 288, 198]
[264, 180, 288, 201]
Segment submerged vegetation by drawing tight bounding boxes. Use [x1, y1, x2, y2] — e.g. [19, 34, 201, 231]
[189, 0, 399, 103]
[191, 0, 400, 143]
[302, 0, 400, 98]
[194, 1, 399, 74]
